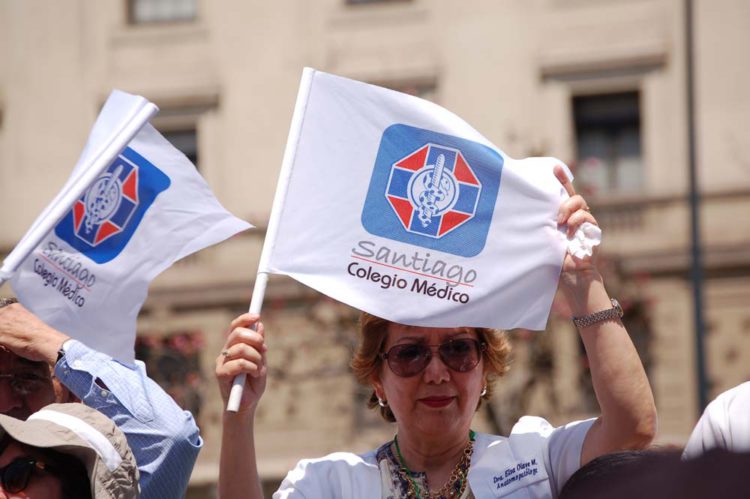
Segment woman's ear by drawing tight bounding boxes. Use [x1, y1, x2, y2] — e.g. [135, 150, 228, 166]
[370, 373, 385, 401]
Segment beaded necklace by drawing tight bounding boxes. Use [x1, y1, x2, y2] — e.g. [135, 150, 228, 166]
[393, 430, 476, 499]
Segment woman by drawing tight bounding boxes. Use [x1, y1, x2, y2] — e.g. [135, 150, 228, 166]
[216, 166, 657, 498]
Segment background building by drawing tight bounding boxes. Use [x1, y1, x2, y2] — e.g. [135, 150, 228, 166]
[1, 0, 749, 496]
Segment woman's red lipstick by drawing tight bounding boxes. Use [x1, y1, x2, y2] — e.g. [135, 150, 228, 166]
[419, 396, 454, 408]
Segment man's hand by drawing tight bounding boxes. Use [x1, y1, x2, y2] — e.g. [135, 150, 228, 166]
[0, 302, 70, 367]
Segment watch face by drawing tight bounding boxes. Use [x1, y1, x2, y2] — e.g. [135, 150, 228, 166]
[611, 298, 624, 317]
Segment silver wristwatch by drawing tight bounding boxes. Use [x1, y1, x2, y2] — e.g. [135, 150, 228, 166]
[572, 298, 623, 329]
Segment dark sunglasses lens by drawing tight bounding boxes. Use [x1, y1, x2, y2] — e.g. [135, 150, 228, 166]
[388, 344, 430, 377]
[4, 460, 34, 493]
[439, 339, 480, 372]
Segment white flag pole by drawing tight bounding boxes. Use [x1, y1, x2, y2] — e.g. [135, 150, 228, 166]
[227, 67, 316, 412]
[13, 96, 152, 252]
[0, 102, 159, 288]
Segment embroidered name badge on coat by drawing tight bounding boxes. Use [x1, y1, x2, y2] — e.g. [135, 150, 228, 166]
[488, 456, 548, 497]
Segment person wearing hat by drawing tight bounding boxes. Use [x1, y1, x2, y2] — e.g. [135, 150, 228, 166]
[0, 298, 201, 498]
[0, 402, 139, 498]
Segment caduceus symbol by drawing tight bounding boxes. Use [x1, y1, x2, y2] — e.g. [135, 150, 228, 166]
[416, 154, 450, 227]
[84, 164, 123, 234]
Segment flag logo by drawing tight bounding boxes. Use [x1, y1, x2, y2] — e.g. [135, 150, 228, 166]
[54, 147, 171, 263]
[362, 124, 503, 257]
[388, 143, 480, 238]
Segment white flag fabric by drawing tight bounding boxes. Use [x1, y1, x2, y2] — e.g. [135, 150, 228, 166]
[262, 68, 572, 331]
[10, 91, 251, 361]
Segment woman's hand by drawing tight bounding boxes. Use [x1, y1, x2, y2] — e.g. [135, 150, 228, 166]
[215, 313, 267, 416]
[553, 165, 601, 288]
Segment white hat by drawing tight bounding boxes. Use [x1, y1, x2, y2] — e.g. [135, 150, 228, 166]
[0, 403, 140, 498]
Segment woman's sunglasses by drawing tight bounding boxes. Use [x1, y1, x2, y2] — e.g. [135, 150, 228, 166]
[0, 457, 53, 493]
[380, 338, 486, 377]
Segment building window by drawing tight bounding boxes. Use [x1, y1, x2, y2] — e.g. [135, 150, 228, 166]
[161, 128, 199, 168]
[128, 0, 197, 24]
[150, 96, 218, 171]
[573, 92, 642, 197]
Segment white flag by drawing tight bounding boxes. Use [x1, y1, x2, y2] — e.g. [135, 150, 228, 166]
[9, 91, 251, 361]
[261, 68, 572, 331]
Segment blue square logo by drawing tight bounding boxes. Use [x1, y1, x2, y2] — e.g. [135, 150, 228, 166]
[54, 147, 171, 264]
[361, 124, 503, 257]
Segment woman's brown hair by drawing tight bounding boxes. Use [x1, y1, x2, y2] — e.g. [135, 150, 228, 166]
[350, 312, 511, 422]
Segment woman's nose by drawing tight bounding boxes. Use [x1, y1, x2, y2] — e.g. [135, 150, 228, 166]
[422, 352, 450, 383]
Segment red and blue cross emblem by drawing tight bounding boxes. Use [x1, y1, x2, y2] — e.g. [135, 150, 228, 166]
[362, 124, 502, 258]
[72, 158, 140, 247]
[55, 147, 171, 264]
[385, 143, 481, 238]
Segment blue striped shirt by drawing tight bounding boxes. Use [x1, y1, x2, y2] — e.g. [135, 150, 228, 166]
[56, 340, 203, 498]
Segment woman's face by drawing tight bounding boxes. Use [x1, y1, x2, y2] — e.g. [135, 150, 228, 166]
[0, 441, 63, 499]
[372, 324, 486, 439]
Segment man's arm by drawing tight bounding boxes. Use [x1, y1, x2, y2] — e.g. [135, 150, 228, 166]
[0, 300, 68, 366]
[56, 339, 203, 498]
[0, 302, 202, 498]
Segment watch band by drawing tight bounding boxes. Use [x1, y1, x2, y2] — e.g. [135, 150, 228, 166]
[573, 298, 623, 329]
[55, 339, 71, 365]
[0, 297, 18, 308]
[56, 347, 66, 364]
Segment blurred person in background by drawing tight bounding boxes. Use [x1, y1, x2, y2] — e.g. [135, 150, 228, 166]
[0, 297, 202, 498]
[216, 167, 657, 499]
[682, 381, 750, 459]
[559, 447, 749, 499]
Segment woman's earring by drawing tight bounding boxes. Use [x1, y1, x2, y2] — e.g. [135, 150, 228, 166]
[377, 397, 388, 408]
[480, 385, 487, 397]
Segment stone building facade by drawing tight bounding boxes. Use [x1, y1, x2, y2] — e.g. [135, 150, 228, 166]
[1, 0, 749, 495]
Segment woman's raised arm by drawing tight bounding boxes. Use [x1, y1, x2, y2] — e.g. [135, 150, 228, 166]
[553, 165, 657, 466]
[216, 313, 268, 499]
